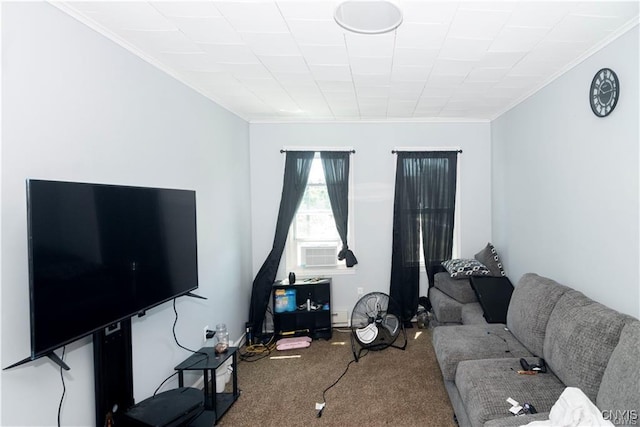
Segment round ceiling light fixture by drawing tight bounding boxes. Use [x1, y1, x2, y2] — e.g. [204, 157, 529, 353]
[334, 0, 403, 35]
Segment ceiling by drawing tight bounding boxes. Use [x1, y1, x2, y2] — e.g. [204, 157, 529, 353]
[55, 1, 639, 122]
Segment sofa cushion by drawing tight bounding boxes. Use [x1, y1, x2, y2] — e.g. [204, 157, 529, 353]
[474, 242, 505, 277]
[483, 412, 550, 427]
[429, 287, 463, 324]
[443, 259, 491, 279]
[596, 320, 640, 415]
[461, 303, 487, 325]
[543, 290, 632, 403]
[434, 272, 478, 304]
[456, 358, 566, 427]
[506, 273, 570, 357]
[432, 324, 532, 381]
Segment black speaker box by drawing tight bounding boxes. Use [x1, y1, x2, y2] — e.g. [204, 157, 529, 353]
[122, 387, 204, 427]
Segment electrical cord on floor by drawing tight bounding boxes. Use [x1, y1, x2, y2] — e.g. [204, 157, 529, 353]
[57, 346, 66, 427]
[316, 349, 368, 418]
[239, 335, 276, 362]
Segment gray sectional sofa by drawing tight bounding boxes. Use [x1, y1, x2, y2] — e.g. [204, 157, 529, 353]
[429, 272, 485, 325]
[429, 242, 507, 325]
[432, 273, 640, 427]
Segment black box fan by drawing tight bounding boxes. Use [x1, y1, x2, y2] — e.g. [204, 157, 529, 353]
[350, 292, 407, 361]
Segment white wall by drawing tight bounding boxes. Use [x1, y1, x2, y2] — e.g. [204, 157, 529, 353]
[249, 122, 492, 320]
[491, 26, 639, 318]
[1, 3, 252, 426]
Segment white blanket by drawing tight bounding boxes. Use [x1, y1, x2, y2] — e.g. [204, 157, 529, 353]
[522, 387, 614, 427]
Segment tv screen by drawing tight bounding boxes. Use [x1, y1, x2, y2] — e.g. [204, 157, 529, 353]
[26, 180, 198, 359]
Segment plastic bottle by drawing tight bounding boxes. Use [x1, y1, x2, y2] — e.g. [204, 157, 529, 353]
[215, 323, 229, 354]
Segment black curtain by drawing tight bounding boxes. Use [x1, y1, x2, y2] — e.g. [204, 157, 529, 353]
[320, 152, 357, 267]
[248, 151, 314, 338]
[389, 151, 458, 323]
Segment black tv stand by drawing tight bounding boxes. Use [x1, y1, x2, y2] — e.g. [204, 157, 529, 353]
[94, 318, 134, 427]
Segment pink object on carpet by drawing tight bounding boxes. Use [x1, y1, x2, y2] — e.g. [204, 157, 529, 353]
[276, 336, 312, 350]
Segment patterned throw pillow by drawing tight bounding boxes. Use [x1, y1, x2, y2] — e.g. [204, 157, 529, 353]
[474, 242, 506, 277]
[442, 259, 491, 279]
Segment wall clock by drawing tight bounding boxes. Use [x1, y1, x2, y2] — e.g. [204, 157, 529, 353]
[590, 68, 619, 117]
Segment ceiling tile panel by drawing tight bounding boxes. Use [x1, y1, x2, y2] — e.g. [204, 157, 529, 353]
[545, 14, 616, 42]
[420, 86, 455, 98]
[324, 91, 358, 103]
[198, 43, 259, 64]
[439, 38, 493, 61]
[310, 64, 352, 81]
[391, 65, 430, 82]
[215, 1, 289, 33]
[526, 40, 590, 62]
[298, 44, 349, 65]
[345, 33, 395, 58]
[237, 78, 283, 93]
[288, 19, 345, 45]
[448, 8, 511, 39]
[241, 32, 301, 56]
[58, 1, 639, 121]
[430, 59, 477, 77]
[507, 2, 574, 28]
[416, 97, 449, 109]
[151, 2, 222, 18]
[508, 59, 561, 77]
[395, 23, 449, 49]
[466, 67, 511, 83]
[259, 55, 310, 74]
[393, 47, 439, 67]
[274, 73, 317, 87]
[216, 62, 271, 79]
[317, 81, 354, 92]
[425, 74, 467, 88]
[276, 1, 336, 20]
[489, 26, 552, 52]
[356, 86, 390, 98]
[398, 1, 458, 24]
[350, 57, 393, 75]
[571, 1, 639, 25]
[172, 17, 243, 44]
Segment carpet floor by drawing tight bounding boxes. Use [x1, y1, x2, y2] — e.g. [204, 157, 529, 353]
[217, 328, 456, 426]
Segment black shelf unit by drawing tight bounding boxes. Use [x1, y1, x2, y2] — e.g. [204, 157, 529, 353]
[273, 278, 332, 340]
[175, 347, 239, 425]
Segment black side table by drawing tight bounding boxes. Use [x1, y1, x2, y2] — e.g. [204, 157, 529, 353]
[175, 347, 239, 425]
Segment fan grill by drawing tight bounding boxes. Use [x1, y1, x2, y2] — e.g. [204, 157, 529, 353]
[350, 292, 406, 360]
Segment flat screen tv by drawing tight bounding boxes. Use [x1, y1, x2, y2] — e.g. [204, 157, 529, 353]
[25, 179, 199, 361]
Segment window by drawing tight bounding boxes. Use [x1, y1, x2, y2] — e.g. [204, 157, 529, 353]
[286, 153, 353, 273]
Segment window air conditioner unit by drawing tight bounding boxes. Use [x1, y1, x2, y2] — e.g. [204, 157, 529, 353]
[301, 245, 338, 267]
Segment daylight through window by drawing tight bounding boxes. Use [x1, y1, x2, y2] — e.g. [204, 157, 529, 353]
[287, 153, 350, 271]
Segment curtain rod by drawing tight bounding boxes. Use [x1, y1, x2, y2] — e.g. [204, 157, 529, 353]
[391, 149, 462, 154]
[280, 149, 355, 153]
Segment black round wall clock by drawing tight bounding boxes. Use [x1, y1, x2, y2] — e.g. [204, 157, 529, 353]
[590, 68, 619, 117]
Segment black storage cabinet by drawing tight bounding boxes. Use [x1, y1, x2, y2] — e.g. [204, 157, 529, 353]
[272, 278, 332, 340]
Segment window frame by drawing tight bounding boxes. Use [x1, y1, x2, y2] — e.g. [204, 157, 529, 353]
[285, 150, 356, 276]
